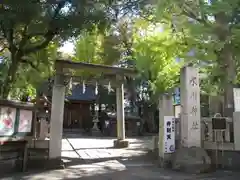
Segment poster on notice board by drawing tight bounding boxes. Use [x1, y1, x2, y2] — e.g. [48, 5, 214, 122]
[18, 110, 33, 133]
[0, 107, 16, 136]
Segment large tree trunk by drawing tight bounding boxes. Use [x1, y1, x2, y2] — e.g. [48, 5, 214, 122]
[222, 46, 235, 117]
[1, 56, 19, 99]
[215, 12, 235, 117]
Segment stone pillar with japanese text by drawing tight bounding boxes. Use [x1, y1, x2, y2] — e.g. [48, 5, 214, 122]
[180, 66, 201, 147]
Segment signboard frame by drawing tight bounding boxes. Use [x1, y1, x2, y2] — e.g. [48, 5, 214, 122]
[0, 106, 34, 138]
[0, 107, 17, 137]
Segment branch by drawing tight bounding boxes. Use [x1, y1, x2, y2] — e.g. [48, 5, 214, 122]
[23, 0, 67, 55]
[181, 9, 210, 27]
[23, 31, 56, 55]
[18, 24, 31, 50]
[26, 32, 46, 37]
[18, 32, 48, 52]
[20, 59, 40, 72]
[180, 3, 211, 27]
[0, 46, 6, 53]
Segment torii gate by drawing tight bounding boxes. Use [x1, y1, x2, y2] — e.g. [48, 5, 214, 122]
[49, 59, 137, 162]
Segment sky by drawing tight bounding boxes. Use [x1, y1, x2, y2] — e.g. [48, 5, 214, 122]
[59, 41, 75, 55]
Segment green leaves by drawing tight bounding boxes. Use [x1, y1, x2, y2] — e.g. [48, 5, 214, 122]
[74, 29, 121, 65]
[0, 0, 122, 98]
[133, 20, 185, 98]
[74, 30, 102, 64]
[0, 41, 59, 99]
[72, 28, 121, 79]
[155, 0, 240, 100]
[10, 42, 59, 99]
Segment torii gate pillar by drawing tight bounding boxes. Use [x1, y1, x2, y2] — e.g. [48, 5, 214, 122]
[49, 75, 66, 163]
[113, 75, 129, 148]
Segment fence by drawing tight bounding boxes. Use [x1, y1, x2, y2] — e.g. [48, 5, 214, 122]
[174, 117, 234, 150]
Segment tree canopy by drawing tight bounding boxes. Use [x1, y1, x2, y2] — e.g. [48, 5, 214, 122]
[157, 0, 240, 115]
[0, 0, 133, 98]
[2, 0, 240, 118]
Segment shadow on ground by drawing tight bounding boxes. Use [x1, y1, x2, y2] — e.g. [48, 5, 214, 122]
[61, 152, 154, 167]
[1, 161, 240, 180]
[0, 167, 156, 180]
[1, 132, 240, 179]
[0, 152, 156, 179]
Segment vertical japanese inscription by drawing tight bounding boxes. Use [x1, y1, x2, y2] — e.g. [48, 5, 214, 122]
[191, 121, 199, 130]
[164, 116, 175, 153]
[189, 76, 199, 130]
[190, 91, 197, 101]
[189, 76, 197, 86]
[190, 105, 197, 116]
[166, 121, 171, 140]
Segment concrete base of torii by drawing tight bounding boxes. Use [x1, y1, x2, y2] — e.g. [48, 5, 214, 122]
[113, 139, 129, 148]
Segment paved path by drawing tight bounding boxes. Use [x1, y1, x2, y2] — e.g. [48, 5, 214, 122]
[1, 162, 240, 180]
[1, 132, 240, 179]
[61, 133, 153, 166]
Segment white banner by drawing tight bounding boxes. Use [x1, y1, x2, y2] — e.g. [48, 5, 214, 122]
[163, 116, 175, 153]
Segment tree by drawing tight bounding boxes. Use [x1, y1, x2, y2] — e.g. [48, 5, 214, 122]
[127, 18, 187, 131]
[0, 0, 119, 98]
[70, 1, 151, 112]
[157, 0, 240, 115]
[70, 27, 123, 109]
[0, 42, 59, 100]
[133, 20, 186, 100]
[74, 28, 121, 66]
